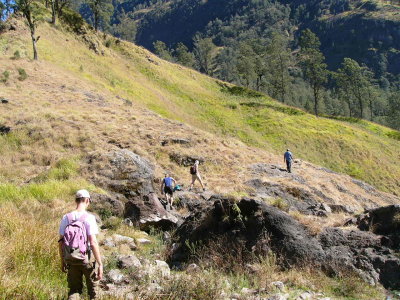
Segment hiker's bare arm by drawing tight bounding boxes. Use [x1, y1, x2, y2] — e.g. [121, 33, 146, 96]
[58, 235, 67, 273]
[161, 182, 165, 194]
[88, 234, 103, 280]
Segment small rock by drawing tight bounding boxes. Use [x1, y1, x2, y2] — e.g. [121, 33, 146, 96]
[271, 281, 285, 292]
[1, 98, 9, 104]
[155, 260, 170, 278]
[107, 269, 124, 284]
[241, 287, 256, 294]
[162, 231, 171, 242]
[297, 292, 313, 300]
[268, 294, 289, 300]
[112, 234, 134, 244]
[0, 125, 11, 135]
[186, 263, 200, 273]
[128, 241, 137, 251]
[123, 218, 134, 227]
[137, 238, 151, 245]
[117, 254, 142, 269]
[320, 203, 332, 214]
[101, 237, 116, 248]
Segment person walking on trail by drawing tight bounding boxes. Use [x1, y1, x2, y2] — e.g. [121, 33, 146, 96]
[58, 189, 103, 300]
[284, 149, 294, 173]
[189, 160, 205, 192]
[161, 173, 177, 207]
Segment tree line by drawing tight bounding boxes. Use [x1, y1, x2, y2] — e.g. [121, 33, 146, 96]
[153, 28, 400, 130]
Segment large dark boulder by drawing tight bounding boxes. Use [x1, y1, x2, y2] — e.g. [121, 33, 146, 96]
[320, 228, 400, 289]
[168, 196, 326, 268]
[168, 197, 400, 290]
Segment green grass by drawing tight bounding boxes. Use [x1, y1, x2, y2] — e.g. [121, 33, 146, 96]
[2, 17, 400, 197]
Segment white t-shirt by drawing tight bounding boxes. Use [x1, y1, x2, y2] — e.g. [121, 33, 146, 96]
[59, 211, 99, 237]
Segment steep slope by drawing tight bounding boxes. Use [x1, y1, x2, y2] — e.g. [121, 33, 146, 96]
[1, 16, 400, 299]
[1, 15, 400, 195]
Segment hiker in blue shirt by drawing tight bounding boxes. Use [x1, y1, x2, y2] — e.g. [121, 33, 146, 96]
[284, 149, 293, 173]
[161, 173, 177, 207]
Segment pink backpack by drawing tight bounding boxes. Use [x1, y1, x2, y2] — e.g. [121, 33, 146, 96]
[62, 213, 90, 265]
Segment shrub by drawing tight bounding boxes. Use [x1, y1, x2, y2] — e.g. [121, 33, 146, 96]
[12, 50, 21, 60]
[105, 39, 112, 48]
[271, 197, 289, 212]
[17, 68, 27, 81]
[1, 70, 10, 83]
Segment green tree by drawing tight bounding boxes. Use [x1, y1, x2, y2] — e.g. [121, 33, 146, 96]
[336, 58, 374, 119]
[16, 0, 46, 60]
[193, 36, 215, 75]
[111, 9, 136, 41]
[50, 0, 69, 24]
[87, 0, 113, 31]
[266, 33, 292, 102]
[153, 40, 173, 61]
[236, 42, 256, 87]
[387, 92, 400, 130]
[299, 29, 328, 116]
[174, 43, 195, 68]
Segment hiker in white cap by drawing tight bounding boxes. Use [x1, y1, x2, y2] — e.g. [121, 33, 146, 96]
[58, 189, 103, 299]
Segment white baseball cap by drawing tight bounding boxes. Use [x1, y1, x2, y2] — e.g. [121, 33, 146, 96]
[76, 189, 91, 199]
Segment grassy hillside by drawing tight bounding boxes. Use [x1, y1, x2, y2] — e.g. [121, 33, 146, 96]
[0, 16, 399, 299]
[1, 16, 400, 195]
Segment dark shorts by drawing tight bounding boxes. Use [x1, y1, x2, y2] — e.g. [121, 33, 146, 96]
[164, 186, 173, 195]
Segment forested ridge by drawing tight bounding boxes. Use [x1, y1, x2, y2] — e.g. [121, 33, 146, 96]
[60, 0, 400, 130]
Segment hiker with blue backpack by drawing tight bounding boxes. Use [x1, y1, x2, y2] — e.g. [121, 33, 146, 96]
[161, 173, 177, 207]
[58, 189, 103, 300]
[284, 149, 294, 173]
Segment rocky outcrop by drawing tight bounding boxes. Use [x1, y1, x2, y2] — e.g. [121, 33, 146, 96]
[357, 205, 400, 236]
[124, 193, 181, 232]
[320, 228, 400, 289]
[87, 149, 155, 198]
[90, 192, 125, 218]
[168, 197, 400, 289]
[169, 196, 326, 268]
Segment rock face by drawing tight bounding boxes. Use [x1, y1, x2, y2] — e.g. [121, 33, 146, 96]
[168, 197, 400, 289]
[357, 205, 400, 236]
[169, 196, 326, 268]
[90, 192, 125, 218]
[86, 150, 181, 230]
[125, 193, 180, 232]
[320, 228, 400, 289]
[87, 149, 155, 198]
